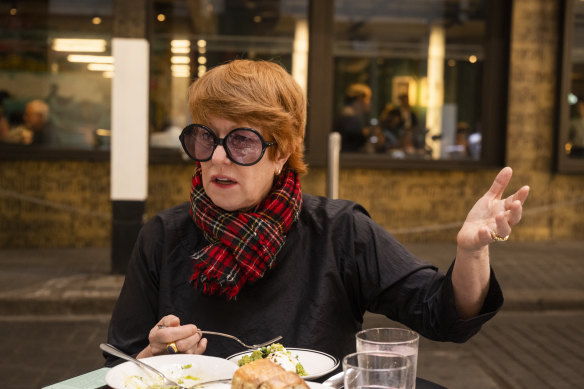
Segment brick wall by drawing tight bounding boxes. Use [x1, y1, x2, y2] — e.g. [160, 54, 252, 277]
[0, 0, 583, 248]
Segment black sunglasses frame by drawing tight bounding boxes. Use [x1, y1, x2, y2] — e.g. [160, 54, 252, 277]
[179, 123, 277, 166]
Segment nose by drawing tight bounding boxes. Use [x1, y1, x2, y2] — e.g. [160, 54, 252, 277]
[210, 143, 231, 164]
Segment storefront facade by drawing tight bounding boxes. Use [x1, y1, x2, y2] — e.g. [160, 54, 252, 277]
[1, 0, 583, 250]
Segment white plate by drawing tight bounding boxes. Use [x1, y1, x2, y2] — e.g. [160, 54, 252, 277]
[226, 348, 339, 381]
[306, 382, 330, 389]
[105, 354, 238, 389]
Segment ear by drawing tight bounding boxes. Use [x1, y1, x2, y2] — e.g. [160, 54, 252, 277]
[274, 151, 291, 174]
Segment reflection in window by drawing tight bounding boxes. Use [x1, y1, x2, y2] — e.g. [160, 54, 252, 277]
[566, 0, 584, 159]
[0, 1, 113, 149]
[148, 0, 308, 149]
[332, 0, 487, 161]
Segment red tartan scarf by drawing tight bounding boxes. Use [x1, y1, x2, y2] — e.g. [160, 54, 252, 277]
[189, 165, 302, 300]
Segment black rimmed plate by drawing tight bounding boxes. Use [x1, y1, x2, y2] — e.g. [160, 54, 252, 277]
[226, 348, 339, 381]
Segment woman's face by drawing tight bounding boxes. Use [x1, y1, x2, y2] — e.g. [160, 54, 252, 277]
[200, 116, 289, 211]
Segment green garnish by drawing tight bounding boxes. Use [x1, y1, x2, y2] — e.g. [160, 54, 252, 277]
[237, 343, 307, 376]
[295, 363, 307, 376]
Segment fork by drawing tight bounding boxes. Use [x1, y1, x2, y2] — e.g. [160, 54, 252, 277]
[158, 325, 282, 349]
[199, 330, 282, 349]
[100, 343, 188, 389]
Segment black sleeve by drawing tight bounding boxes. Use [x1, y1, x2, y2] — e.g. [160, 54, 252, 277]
[369, 260, 503, 342]
[104, 217, 164, 366]
[348, 208, 503, 343]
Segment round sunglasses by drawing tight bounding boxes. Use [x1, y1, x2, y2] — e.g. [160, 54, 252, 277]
[179, 124, 276, 166]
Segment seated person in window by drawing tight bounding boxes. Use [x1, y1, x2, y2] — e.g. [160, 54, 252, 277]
[333, 83, 372, 152]
[379, 103, 404, 150]
[568, 98, 584, 157]
[1, 99, 52, 145]
[393, 93, 422, 155]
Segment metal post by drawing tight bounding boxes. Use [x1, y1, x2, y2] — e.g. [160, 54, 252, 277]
[327, 132, 341, 199]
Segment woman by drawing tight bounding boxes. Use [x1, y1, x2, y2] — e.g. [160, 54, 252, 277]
[105, 60, 529, 366]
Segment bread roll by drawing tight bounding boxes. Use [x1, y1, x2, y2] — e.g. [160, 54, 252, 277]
[231, 358, 309, 389]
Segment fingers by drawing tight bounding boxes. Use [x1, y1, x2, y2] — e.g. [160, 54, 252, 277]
[167, 325, 206, 355]
[485, 167, 513, 200]
[504, 185, 530, 208]
[495, 212, 512, 237]
[151, 322, 205, 355]
[502, 185, 529, 226]
[158, 314, 180, 328]
[181, 333, 207, 355]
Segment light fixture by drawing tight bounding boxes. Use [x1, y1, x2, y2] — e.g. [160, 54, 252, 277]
[197, 40, 207, 48]
[171, 47, 190, 54]
[171, 40, 190, 48]
[171, 56, 190, 64]
[53, 38, 107, 52]
[171, 64, 189, 72]
[87, 63, 114, 72]
[171, 39, 191, 54]
[157, 13, 166, 22]
[92, 16, 102, 25]
[468, 55, 478, 63]
[10, 7, 17, 15]
[171, 64, 190, 78]
[96, 129, 111, 136]
[197, 56, 207, 65]
[67, 54, 113, 63]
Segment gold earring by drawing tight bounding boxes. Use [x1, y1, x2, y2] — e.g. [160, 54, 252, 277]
[275, 168, 282, 176]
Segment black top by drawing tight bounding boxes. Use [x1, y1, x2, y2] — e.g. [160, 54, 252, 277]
[106, 194, 503, 367]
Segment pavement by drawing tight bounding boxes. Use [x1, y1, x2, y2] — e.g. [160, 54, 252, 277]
[0, 241, 583, 388]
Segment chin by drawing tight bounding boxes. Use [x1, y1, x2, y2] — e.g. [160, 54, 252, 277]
[210, 196, 249, 212]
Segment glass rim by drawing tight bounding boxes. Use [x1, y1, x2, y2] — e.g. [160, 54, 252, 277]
[356, 327, 419, 345]
[342, 351, 411, 372]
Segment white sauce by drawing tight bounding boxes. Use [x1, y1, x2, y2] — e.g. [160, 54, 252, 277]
[267, 351, 298, 373]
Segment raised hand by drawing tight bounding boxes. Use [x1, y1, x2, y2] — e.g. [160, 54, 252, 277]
[457, 167, 530, 252]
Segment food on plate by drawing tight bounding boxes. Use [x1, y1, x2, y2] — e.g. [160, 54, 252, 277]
[232, 358, 309, 389]
[124, 363, 200, 389]
[237, 343, 306, 376]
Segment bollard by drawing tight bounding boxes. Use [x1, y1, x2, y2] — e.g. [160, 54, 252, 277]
[327, 132, 341, 199]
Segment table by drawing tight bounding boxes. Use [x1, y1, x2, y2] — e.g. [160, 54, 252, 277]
[43, 369, 446, 389]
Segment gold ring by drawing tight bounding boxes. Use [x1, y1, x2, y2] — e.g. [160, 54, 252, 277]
[166, 342, 178, 354]
[490, 230, 509, 242]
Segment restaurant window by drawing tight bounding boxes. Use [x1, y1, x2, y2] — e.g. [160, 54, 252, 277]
[148, 0, 309, 152]
[329, 0, 509, 167]
[0, 0, 113, 151]
[558, 0, 584, 173]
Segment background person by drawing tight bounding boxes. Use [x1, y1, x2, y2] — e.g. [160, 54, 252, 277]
[333, 83, 372, 152]
[1, 99, 51, 145]
[105, 60, 529, 370]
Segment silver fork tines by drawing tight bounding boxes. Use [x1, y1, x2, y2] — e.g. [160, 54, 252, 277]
[199, 331, 282, 349]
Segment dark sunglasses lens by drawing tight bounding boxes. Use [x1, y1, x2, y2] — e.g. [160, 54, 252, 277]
[226, 129, 264, 165]
[183, 126, 215, 160]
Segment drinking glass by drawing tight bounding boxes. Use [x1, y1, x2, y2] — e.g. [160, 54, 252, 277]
[355, 328, 419, 389]
[343, 352, 411, 389]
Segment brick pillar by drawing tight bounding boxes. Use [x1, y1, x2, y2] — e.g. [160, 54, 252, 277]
[506, 0, 559, 239]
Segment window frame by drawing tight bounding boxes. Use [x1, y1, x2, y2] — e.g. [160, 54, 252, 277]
[556, 0, 584, 173]
[305, 0, 511, 171]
